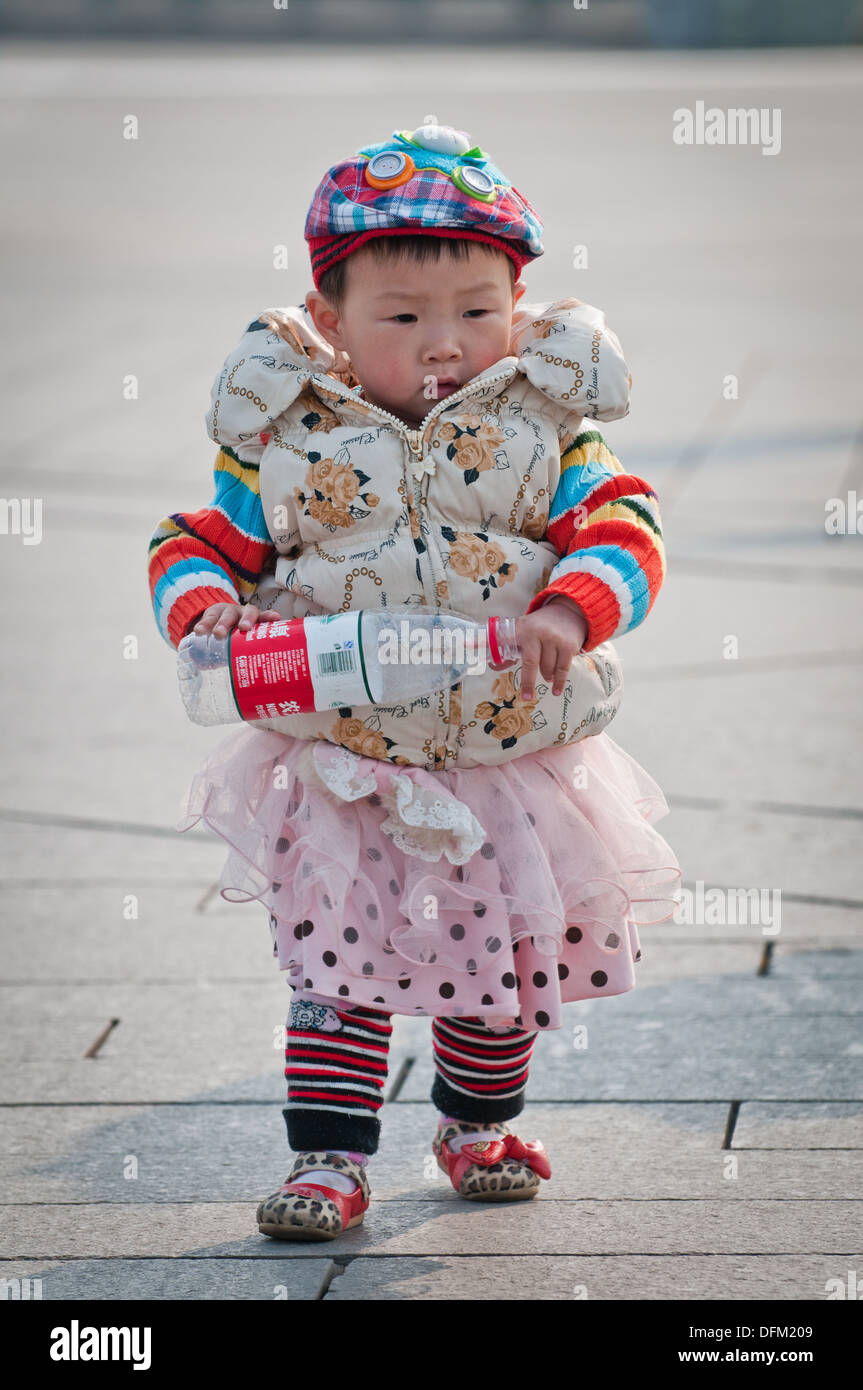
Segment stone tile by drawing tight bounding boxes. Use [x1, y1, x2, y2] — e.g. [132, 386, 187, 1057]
[6, 1200, 860, 1259]
[326, 1254, 862, 1301]
[0, 1259, 327, 1301]
[733, 1102, 863, 1150]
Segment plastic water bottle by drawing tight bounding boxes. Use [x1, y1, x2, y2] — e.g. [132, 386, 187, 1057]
[177, 607, 519, 727]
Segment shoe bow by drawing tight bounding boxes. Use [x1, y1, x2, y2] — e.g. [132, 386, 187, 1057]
[461, 1135, 552, 1179]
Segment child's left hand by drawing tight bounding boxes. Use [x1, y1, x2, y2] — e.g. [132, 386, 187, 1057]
[514, 596, 590, 700]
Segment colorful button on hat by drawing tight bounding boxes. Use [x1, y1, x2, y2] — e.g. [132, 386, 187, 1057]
[305, 123, 544, 288]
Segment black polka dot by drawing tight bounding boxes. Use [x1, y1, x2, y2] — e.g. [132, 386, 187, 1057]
[301, 920, 314, 936]
[338, 985, 350, 996]
[343, 927, 358, 943]
[513, 940, 519, 952]
[362, 962, 375, 975]
[525, 811, 536, 826]
[293, 922, 304, 940]
[473, 902, 486, 917]
[635, 950, 642, 962]
[439, 982, 455, 999]
[533, 971, 548, 988]
[366, 847, 383, 860]
[366, 904, 378, 919]
[322, 894, 331, 910]
[558, 963, 569, 980]
[455, 866, 464, 881]
[591, 970, 608, 987]
[450, 923, 465, 940]
[388, 879, 400, 895]
[271, 881, 281, 893]
[501, 972, 516, 989]
[304, 978, 314, 988]
[516, 976, 522, 990]
[481, 993, 494, 1006]
[565, 926, 583, 944]
[373, 996, 386, 1003]
[485, 936, 502, 953]
[466, 958, 476, 970]
[276, 837, 291, 853]
[535, 1010, 549, 1027]
[480, 842, 495, 859]
[322, 951, 337, 967]
[605, 932, 620, 949]
[514, 1015, 523, 1026]
[398, 978, 412, 990]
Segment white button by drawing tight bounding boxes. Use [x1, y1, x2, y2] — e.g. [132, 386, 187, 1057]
[367, 151, 407, 181]
[455, 164, 495, 198]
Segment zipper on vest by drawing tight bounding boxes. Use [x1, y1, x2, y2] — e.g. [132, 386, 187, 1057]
[341, 368, 516, 480]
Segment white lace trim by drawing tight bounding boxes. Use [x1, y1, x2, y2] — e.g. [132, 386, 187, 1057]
[309, 742, 486, 865]
[310, 742, 377, 800]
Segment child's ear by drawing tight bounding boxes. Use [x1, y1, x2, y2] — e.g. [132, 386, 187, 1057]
[513, 280, 527, 304]
[304, 289, 346, 350]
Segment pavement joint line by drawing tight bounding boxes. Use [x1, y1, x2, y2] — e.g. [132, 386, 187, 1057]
[661, 556, 863, 588]
[3, 1198, 862, 1208]
[0, 808, 210, 840]
[666, 796, 863, 821]
[659, 350, 770, 515]
[721, 1100, 742, 1149]
[3, 1099, 861, 1108]
[633, 649, 863, 681]
[386, 1057, 416, 1103]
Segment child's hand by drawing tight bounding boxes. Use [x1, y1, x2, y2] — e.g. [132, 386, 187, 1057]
[515, 596, 589, 700]
[190, 603, 283, 639]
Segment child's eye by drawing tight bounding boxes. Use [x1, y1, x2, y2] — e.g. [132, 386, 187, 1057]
[464, 309, 489, 318]
[391, 314, 417, 323]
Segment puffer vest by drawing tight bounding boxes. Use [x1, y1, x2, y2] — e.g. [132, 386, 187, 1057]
[206, 298, 630, 771]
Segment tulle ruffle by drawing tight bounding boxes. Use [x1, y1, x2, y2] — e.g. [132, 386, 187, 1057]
[176, 728, 682, 980]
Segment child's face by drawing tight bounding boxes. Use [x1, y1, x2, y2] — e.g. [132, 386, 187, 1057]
[305, 242, 525, 430]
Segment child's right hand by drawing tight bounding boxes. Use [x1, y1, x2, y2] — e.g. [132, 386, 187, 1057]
[191, 602, 283, 638]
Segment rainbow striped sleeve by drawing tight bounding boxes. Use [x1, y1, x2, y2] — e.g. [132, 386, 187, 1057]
[525, 428, 665, 651]
[148, 445, 275, 649]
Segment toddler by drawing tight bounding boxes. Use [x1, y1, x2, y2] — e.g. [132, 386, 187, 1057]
[148, 122, 681, 1240]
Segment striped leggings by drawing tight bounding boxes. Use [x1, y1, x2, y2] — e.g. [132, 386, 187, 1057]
[283, 990, 539, 1155]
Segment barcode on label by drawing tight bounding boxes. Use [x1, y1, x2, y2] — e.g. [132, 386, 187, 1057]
[317, 648, 357, 677]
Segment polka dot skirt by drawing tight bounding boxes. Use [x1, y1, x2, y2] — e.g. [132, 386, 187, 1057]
[177, 727, 682, 1032]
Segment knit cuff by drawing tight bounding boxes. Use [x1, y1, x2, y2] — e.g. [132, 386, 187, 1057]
[526, 571, 620, 651]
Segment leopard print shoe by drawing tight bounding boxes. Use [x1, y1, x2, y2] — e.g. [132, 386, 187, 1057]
[256, 1151, 370, 1241]
[432, 1120, 552, 1202]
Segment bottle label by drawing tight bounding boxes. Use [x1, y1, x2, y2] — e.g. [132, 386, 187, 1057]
[228, 613, 374, 720]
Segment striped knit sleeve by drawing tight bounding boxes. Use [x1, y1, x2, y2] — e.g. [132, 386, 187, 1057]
[148, 444, 275, 649]
[525, 428, 665, 651]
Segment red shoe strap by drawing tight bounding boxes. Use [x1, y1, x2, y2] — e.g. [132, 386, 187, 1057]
[281, 1180, 364, 1224]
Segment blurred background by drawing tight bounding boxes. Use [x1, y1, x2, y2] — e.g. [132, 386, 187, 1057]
[1, 0, 862, 46]
[1, 0, 862, 1305]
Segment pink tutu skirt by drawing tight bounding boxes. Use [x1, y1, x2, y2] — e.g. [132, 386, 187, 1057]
[177, 729, 682, 1032]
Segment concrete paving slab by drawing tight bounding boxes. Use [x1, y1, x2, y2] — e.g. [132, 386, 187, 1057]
[733, 1102, 863, 1150]
[0, 1259, 327, 1301]
[325, 1253, 863, 1301]
[3, 1101, 862, 1204]
[5, 1199, 862, 1260]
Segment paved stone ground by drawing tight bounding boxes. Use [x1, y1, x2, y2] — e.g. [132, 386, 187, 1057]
[1, 42, 862, 1304]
